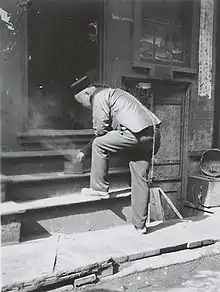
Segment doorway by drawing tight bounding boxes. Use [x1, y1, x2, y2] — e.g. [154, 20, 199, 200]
[123, 77, 189, 218]
[27, 0, 102, 130]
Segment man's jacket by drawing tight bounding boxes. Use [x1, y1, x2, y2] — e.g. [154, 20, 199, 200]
[81, 87, 161, 157]
[92, 88, 161, 136]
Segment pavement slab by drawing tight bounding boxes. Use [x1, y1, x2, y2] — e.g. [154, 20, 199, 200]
[1, 209, 220, 291]
[1, 236, 58, 286]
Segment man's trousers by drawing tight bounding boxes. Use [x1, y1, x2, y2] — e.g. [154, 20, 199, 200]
[90, 127, 161, 229]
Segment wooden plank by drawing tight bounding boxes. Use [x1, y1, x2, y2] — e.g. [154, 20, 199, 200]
[180, 86, 190, 213]
[184, 201, 214, 214]
[159, 188, 183, 219]
[150, 188, 165, 221]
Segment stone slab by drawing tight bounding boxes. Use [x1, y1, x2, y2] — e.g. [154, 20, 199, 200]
[2, 236, 58, 287]
[20, 196, 132, 241]
[73, 273, 97, 287]
[1, 201, 26, 216]
[110, 242, 220, 280]
[2, 209, 220, 291]
[1, 220, 21, 245]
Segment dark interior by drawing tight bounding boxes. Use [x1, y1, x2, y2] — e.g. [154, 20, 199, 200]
[27, 0, 101, 129]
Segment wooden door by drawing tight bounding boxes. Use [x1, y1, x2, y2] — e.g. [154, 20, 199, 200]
[123, 79, 189, 219]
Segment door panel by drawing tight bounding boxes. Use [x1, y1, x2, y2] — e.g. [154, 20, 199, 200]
[155, 104, 181, 161]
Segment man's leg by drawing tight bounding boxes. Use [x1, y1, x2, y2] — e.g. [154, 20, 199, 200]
[129, 129, 161, 230]
[90, 130, 137, 192]
[129, 160, 150, 229]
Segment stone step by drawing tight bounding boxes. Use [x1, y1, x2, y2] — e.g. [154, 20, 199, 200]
[4, 169, 131, 202]
[1, 182, 185, 246]
[1, 187, 132, 245]
[18, 129, 94, 151]
[1, 150, 180, 177]
[1, 178, 183, 246]
[1, 150, 127, 175]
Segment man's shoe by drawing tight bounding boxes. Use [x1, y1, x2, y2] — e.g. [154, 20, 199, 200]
[135, 226, 148, 235]
[81, 188, 109, 198]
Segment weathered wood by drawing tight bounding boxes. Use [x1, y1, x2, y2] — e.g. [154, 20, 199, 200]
[184, 200, 214, 214]
[150, 188, 165, 221]
[187, 175, 220, 207]
[180, 86, 191, 213]
[158, 188, 183, 219]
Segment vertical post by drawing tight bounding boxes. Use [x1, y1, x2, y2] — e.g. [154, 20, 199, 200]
[133, 0, 142, 64]
[189, 0, 215, 152]
[21, 0, 29, 132]
[99, 0, 111, 85]
[198, 0, 215, 100]
[180, 84, 191, 214]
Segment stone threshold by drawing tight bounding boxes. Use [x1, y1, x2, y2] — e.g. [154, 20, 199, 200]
[1, 187, 131, 216]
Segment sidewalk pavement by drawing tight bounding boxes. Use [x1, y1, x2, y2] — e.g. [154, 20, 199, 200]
[2, 208, 220, 292]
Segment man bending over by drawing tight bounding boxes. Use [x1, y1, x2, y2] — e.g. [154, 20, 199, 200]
[73, 81, 161, 234]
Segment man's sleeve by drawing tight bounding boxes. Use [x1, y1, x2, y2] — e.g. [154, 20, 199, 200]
[80, 91, 111, 158]
[92, 91, 111, 136]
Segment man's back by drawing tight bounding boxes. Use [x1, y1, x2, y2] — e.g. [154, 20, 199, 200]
[110, 88, 161, 133]
[92, 87, 161, 135]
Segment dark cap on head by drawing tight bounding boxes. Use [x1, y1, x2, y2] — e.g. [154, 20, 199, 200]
[70, 76, 91, 95]
[70, 69, 97, 95]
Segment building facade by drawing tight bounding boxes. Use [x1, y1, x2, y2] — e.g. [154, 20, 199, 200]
[0, 0, 219, 218]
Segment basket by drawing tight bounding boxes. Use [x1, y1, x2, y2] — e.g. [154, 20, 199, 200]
[200, 148, 220, 177]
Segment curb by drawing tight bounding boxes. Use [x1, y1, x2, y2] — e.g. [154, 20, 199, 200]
[2, 238, 219, 292]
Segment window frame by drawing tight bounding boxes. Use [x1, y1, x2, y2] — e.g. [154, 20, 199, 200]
[132, 0, 200, 72]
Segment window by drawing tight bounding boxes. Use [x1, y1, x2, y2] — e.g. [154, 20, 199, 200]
[134, 0, 194, 67]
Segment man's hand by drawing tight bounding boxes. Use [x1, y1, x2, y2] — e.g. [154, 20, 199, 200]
[76, 151, 85, 162]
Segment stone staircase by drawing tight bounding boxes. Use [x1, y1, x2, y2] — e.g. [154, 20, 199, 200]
[1, 129, 182, 246]
[1, 130, 132, 245]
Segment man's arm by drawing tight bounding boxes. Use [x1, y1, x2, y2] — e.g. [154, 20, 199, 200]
[78, 137, 95, 159]
[77, 90, 111, 161]
[92, 90, 111, 136]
